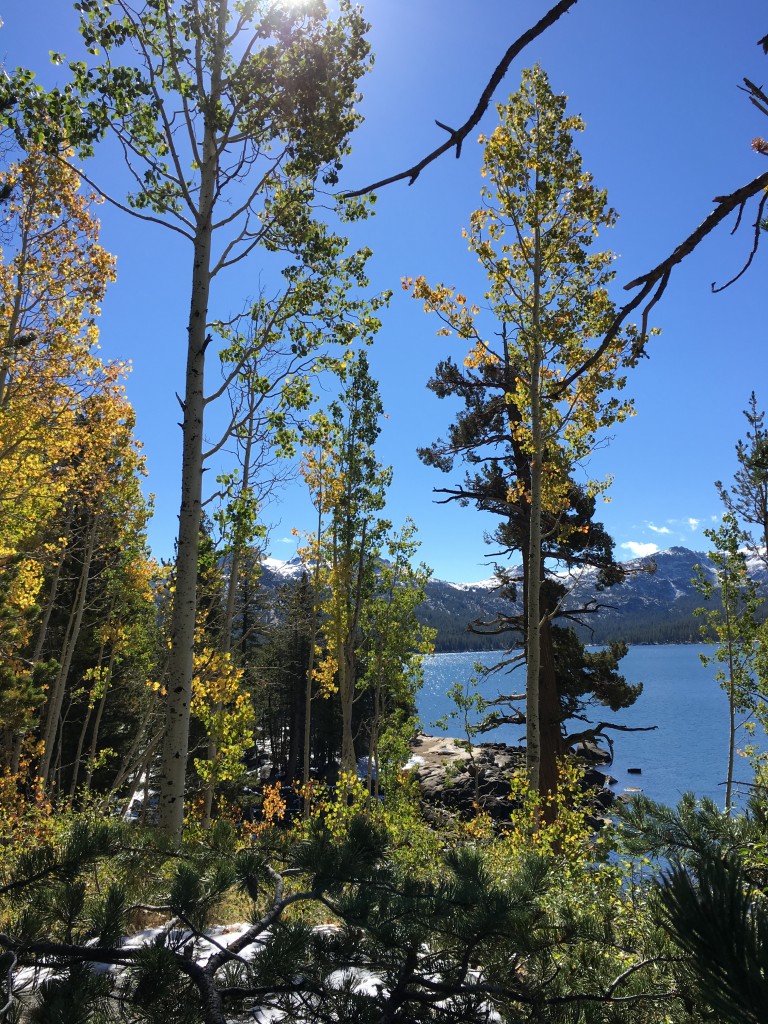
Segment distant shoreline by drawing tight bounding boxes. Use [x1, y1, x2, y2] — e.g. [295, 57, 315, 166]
[428, 640, 701, 655]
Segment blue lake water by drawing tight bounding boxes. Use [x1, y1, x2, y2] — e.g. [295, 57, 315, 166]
[418, 645, 762, 810]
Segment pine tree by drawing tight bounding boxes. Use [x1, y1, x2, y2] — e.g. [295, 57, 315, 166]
[716, 391, 768, 572]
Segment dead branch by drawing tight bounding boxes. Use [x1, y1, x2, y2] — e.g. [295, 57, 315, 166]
[623, 169, 768, 295]
[343, 0, 581, 197]
[712, 188, 768, 292]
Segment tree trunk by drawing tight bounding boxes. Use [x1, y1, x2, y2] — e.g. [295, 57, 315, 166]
[68, 638, 105, 800]
[158, 15, 225, 838]
[339, 524, 367, 776]
[32, 510, 72, 664]
[303, 502, 324, 815]
[82, 645, 117, 796]
[158, 231, 210, 839]
[202, 400, 255, 826]
[538, 615, 563, 818]
[367, 655, 383, 800]
[339, 642, 356, 774]
[724, 563, 735, 813]
[105, 713, 159, 812]
[39, 515, 97, 790]
[525, 224, 543, 794]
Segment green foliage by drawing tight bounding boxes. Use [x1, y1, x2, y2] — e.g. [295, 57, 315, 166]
[618, 791, 768, 1024]
[27, 961, 114, 1024]
[716, 391, 768, 566]
[412, 68, 644, 798]
[693, 512, 766, 807]
[298, 353, 433, 781]
[660, 854, 768, 1024]
[129, 941, 201, 1024]
[618, 791, 753, 863]
[0, 794, 732, 1024]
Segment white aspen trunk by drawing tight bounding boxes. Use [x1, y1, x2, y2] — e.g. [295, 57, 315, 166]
[158, 234, 211, 838]
[158, 9, 226, 840]
[158, 232, 211, 838]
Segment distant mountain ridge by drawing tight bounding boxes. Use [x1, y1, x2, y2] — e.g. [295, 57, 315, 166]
[260, 547, 768, 651]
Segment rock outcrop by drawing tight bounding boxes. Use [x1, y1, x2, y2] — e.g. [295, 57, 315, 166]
[407, 733, 617, 825]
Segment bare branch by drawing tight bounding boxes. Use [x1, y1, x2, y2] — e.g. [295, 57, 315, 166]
[624, 169, 768, 292]
[712, 189, 768, 292]
[342, 0, 581, 197]
[556, 168, 768, 394]
[70, 163, 194, 241]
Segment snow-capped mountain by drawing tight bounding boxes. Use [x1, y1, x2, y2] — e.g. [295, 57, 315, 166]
[262, 555, 306, 581]
[260, 547, 768, 651]
[422, 546, 767, 649]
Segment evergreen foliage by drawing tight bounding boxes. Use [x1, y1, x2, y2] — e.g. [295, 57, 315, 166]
[619, 792, 768, 1024]
[0, 792, 710, 1024]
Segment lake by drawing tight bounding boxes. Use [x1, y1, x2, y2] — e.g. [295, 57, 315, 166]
[418, 645, 762, 810]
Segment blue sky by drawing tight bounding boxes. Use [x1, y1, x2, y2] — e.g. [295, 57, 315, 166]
[3, 0, 767, 582]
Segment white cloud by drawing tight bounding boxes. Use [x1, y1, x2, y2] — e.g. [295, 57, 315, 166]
[686, 518, 700, 531]
[647, 522, 671, 535]
[621, 541, 659, 558]
[276, 536, 295, 545]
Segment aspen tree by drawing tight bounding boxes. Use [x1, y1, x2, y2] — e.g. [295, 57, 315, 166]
[412, 67, 645, 798]
[3, 0, 378, 838]
[299, 352, 390, 775]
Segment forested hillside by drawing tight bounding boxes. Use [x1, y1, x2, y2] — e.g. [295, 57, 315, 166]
[263, 546, 764, 652]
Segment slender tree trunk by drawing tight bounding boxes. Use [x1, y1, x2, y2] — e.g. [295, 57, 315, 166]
[201, 408, 255, 826]
[200, 517, 244, 825]
[302, 599, 317, 811]
[339, 523, 367, 775]
[726, 649, 736, 813]
[525, 224, 543, 794]
[69, 638, 105, 799]
[303, 501, 324, 815]
[0, 179, 34, 408]
[32, 509, 73, 664]
[724, 565, 735, 812]
[105, 714, 159, 811]
[367, 655, 383, 799]
[69, 704, 93, 801]
[339, 645, 356, 774]
[158, 16, 225, 839]
[39, 516, 97, 790]
[82, 645, 116, 795]
[538, 615, 562, 818]
[158, 238, 210, 837]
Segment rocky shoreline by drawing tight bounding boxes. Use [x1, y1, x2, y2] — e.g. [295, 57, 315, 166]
[407, 733, 618, 826]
